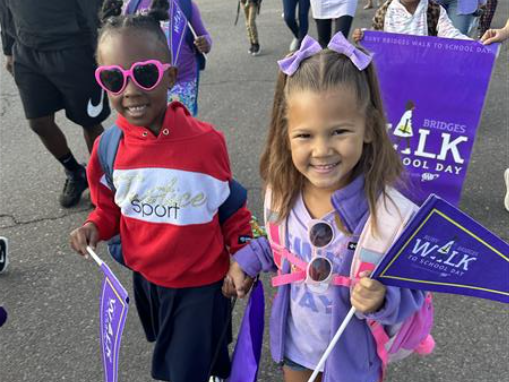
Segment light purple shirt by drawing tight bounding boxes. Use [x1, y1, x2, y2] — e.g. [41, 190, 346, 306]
[284, 193, 349, 371]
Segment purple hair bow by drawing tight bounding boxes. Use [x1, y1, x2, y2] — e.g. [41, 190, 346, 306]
[278, 32, 372, 76]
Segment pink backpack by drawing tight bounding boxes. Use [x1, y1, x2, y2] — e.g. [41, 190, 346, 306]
[265, 188, 435, 377]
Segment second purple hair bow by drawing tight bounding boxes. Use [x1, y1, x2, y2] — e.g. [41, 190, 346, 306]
[278, 32, 372, 76]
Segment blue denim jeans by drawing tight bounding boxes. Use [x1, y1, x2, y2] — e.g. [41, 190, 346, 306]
[282, 0, 311, 41]
[437, 0, 476, 35]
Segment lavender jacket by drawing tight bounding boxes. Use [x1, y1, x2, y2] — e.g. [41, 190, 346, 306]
[234, 176, 425, 382]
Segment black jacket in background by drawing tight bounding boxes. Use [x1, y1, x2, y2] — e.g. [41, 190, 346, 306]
[0, 0, 104, 56]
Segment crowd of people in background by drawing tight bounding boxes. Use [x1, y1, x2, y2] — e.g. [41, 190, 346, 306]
[0, 0, 504, 209]
[0, 1, 508, 382]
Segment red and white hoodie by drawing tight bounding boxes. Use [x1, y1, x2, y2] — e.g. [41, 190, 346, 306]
[86, 102, 252, 288]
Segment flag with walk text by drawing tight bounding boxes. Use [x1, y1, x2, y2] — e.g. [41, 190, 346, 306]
[372, 194, 509, 303]
[361, 31, 499, 205]
[125, 0, 188, 65]
[100, 262, 129, 382]
[167, 0, 188, 65]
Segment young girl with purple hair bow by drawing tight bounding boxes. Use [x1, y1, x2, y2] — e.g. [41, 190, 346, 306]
[223, 32, 425, 382]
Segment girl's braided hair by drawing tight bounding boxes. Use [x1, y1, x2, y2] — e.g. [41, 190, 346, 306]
[98, 0, 170, 58]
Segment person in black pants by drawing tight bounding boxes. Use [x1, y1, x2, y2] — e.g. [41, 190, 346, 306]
[0, 0, 110, 208]
[282, 0, 311, 52]
[310, 0, 358, 47]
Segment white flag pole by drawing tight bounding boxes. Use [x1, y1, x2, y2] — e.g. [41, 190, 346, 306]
[307, 306, 357, 382]
[187, 22, 208, 61]
[86, 246, 104, 267]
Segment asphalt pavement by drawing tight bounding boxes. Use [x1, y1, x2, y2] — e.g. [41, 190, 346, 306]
[0, 1, 508, 381]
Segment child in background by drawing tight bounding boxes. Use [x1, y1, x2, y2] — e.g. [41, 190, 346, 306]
[240, 0, 261, 55]
[70, 1, 252, 381]
[353, 0, 470, 42]
[126, 0, 211, 116]
[223, 32, 425, 382]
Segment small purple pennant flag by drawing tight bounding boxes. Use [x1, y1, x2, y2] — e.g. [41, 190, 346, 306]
[100, 262, 129, 382]
[372, 194, 509, 303]
[227, 280, 265, 382]
[167, 0, 188, 66]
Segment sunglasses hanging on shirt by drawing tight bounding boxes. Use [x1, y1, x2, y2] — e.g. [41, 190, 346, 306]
[306, 220, 336, 293]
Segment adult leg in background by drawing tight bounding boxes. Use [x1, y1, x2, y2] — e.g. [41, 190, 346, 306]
[283, 0, 300, 39]
[315, 18, 332, 47]
[334, 15, 354, 39]
[297, 0, 311, 41]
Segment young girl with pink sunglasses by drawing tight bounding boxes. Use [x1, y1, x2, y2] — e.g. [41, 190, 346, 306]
[70, 1, 252, 381]
[223, 32, 426, 382]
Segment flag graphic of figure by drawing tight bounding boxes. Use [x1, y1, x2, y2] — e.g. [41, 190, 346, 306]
[438, 240, 455, 255]
[393, 100, 415, 154]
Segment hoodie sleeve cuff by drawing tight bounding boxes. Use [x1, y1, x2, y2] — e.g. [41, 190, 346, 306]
[362, 286, 399, 322]
[234, 237, 274, 277]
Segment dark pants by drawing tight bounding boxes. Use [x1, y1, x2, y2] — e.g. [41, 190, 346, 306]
[283, 0, 311, 41]
[315, 16, 354, 47]
[133, 273, 232, 382]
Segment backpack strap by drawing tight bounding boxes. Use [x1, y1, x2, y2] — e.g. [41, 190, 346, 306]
[350, 188, 417, 280]
[427, 1, 441, 37]
[218, 179, 247, 225]
[349, 188, 418, 378]
[98, 124, 124, 194]
[265, 189, 354, 289]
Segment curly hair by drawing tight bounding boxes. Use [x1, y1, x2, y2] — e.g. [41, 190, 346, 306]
[97, 0, 170, 60]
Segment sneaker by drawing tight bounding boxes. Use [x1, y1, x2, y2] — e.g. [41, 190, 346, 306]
[251, 43, 261, 56]
[209, 377, 224, 382]
[0, 236, 8, 274]
[289, 37, 300, 52]
[248, 44, 254, 54]
[59, 166, 88, 208]
[504, 168, 509, 212]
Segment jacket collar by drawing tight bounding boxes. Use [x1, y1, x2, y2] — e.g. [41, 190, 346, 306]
[115, 101, 190, 141]
[331, 175, 369, 233]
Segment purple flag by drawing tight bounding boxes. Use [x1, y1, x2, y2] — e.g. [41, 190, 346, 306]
[167, 0, 188, 66]
[125, 0, 188, 65]
[100, 262, 129, 382]
[227, 280, 265, 382]
[372, 194, 509, 303]
[361, 31, 499, 205]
